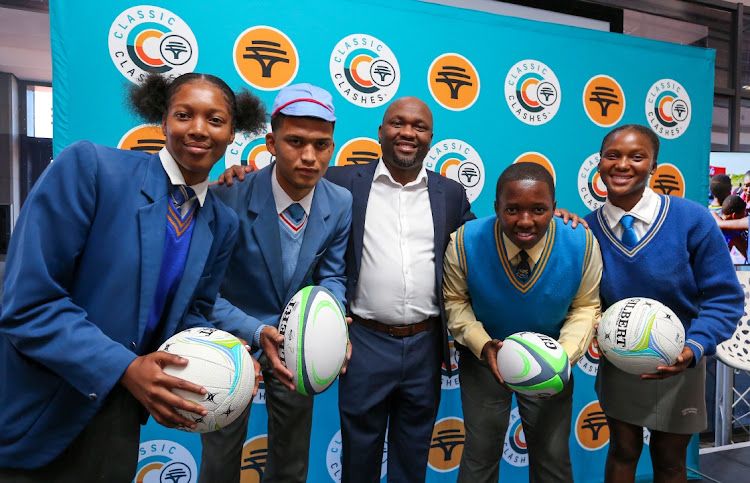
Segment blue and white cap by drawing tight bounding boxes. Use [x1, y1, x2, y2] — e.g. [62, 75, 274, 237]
[270, 83, 336, 122]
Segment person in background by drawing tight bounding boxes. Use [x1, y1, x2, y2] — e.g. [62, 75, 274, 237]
[585, 124, 743, 483]
[0, 72, 266, 480]
[721, 194, 748, 264]
[708, 174, 732, 215]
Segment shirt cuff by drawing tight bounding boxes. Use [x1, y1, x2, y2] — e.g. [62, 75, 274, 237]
[685, 340, 703, 367]
[253, 324, 267, 349]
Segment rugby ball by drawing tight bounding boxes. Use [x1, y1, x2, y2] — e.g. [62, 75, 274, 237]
[278, 286, 349, 396]
[597, 297, 685, 375]
[158, 327, 255, 433]
[496, 331, 570, 397]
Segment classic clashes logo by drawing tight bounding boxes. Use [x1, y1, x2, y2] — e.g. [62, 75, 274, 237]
[109, 6, 198, 84]
[576, 341, 601, 377]
[426, 139, 485, 203]
[578, 153, 607, 211]
[135, 439, 197, 483]
[428, 53, 480, 111]
[649, 163, 685, 197]
[330, 34, 400, 108]
[334, 137, 382, 167]
[513, 152, 556, 185]
[441, 340, 460, 390]
[575, 401, 609, 451]
[428, 417, 465, 473]
[502, 408, 528, 467]
[118, 125, 165, 153]
[241, 435, 268, 483]
[233, 26, 298, 91]
[645, 79, 691, 139]
[225, 123, 273, 171]
[327, 430, 387, 481]
[505, 59, 561, 125]
[583, 75, 625, 127]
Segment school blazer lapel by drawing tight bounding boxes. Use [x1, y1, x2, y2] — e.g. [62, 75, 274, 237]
[286, 187, 330, 302]
[249, 169, 286, 305]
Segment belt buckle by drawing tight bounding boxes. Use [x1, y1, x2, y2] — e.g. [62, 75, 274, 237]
[387, 325, 398, 337]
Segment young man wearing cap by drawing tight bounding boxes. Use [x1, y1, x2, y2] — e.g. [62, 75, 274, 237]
[200, 83, 352, 483]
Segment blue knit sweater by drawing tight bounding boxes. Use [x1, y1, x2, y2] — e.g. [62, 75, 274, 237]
[585, 195, 744, 362]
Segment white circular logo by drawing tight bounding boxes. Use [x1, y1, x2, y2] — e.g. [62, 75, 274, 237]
[426, 139, 484, 203]
[135, 439, 197, 482]
[330, 34, 400, 108]
[326, 430, 387, 481]
[225, 123, 273, 171]
[505, 60, 561, 125]
[441, 340, 460, 390]
[577, 152, 607, 211]
[645, 79, 691, 139]
[576, 342, 601, 377]
[108, 6, 198, 84]
[502, 407, 528, 467]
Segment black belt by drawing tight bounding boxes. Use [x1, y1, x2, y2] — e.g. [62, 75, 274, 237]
[351, 314, 439, 338]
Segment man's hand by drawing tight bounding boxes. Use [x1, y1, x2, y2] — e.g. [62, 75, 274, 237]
[641, 346, 694, 380]
[214, 164, 256, 186]
[259, 325, 296, 391]
[481, 339, 505, 385]
[554, 208, 588, 229]
[120, 352, 207, 430]
[340, 316, 353, 375]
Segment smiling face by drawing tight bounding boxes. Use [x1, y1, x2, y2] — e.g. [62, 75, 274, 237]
[266, 115, 335, 201]
[598, 128, 657, 212]
[378, 97, 433, 184]
[162, 80, 235, 185]
[495, 179, 556, 250]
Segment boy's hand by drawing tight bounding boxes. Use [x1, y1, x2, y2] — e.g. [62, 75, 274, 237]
[214, 164, 255, 186]
[259, 326, 296, 391]
[481, 339, 505, 385]
[554, 208, 589, 229]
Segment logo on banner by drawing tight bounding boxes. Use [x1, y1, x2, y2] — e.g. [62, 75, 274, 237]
[330, 34, 400, 107]
[233, 26, 298, 91]
[575, 401, 609, 451]
[428, 417, 465, 472]
[645, 79, 691, 139]
[428, 53, 480, 111]
[251, 372, 267, 405]
[118, 124, 165, 153]
[108, 6, 198, 83]
[241, 435, 268, 482]
[649, 163, 685, 197]
[327, 430, 387, 481]
[334, 137, 381, 166]
[578, 153, 607, 211]
[513, 152, 556, 185]
[441, 340, 460, 390]
[225, 123, 273, 171]
[583, 75, 625, 127]
[576, 341, 601, 376]
[505, 59, 561, 125]
[135, 439, 197, 483]
[503, 407, 528, 467]
[426, 139, 485, 203]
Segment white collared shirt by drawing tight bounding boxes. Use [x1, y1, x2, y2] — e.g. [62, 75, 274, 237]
[350, 159, 438, 325]
[602, 187, 660, 239]
[159, 148, 209, 216]
[503, 232, 548, 271]
[271, 165, 314, 215]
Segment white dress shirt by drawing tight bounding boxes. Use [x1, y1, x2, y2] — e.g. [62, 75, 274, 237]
[602, 187, 660, 239]
[350, 159, 438, 325]
[271, 165, 314, 215]
[159, 148, 209, 216]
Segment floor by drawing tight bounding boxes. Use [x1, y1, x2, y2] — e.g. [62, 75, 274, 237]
[693, 440, 750, 482]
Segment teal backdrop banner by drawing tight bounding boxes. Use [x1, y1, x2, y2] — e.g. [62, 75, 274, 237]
[50, 0, 714, 481]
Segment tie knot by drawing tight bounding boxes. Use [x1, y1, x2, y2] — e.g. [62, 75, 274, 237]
[620, 214, 635, 229]
[172, 185, 195, 208]
[286, 203, 305, 223]
[519, 250, 529, 261]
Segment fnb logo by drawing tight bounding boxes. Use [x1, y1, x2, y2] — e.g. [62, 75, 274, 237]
[428, 53, 480, 111]
[134, 439, 197, 483]
[513, 152, 556, 185]
[645, 79, 691, 139]
[575, 401, 609, 451]
[234, 26, 298, 91]
[505, 59, 561, 125]
[583, 75, 625, 127]
[334, 137, 381, 167]
[241, 435, 268, 483]
[428, 417, 465, 473]
[118, 125, 165, 154]
[108, 6, 198, 84]
[649, 163, 685, 197]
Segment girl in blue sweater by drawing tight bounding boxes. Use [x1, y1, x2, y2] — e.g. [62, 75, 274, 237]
[585, 124, 744, 483]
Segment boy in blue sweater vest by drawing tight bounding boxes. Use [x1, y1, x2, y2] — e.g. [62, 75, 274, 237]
[444, 163, 602, 483]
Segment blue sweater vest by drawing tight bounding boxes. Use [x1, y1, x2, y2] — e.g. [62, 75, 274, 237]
[585, 195, 744, 360]
[456, 216, 594, 340]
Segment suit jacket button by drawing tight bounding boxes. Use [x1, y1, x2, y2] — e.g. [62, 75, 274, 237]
[88, 393, 98, 400]
[131, 341, 137, 350]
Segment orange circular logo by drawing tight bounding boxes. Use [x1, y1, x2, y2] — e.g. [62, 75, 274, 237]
[233, 26, 298, 91]
[513, 152, 557, 185]
[583, 75, 625, 127]
[240, 434, 268, 483]
[428, 417, 465, 473]
[118, 125, 165, 154]
[428, 53, 480, 111]
[649, 163, 685, 197]
[334, 137, 381, 167]
[575, 401, 610, 451]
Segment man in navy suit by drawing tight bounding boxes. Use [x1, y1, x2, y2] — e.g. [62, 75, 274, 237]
[325, 97, 475, 483]
[200, 84, 352, 483]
